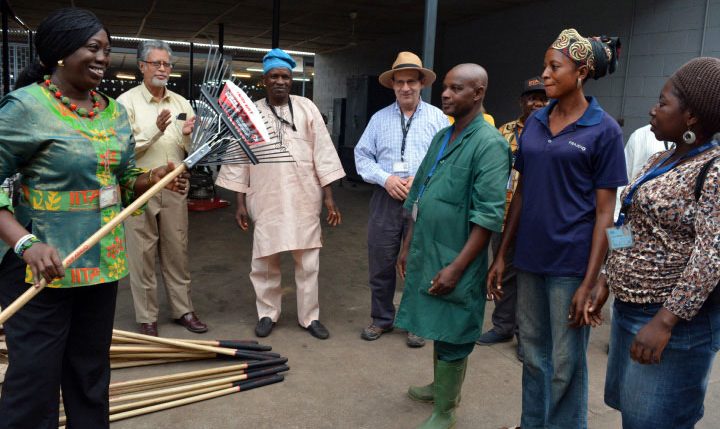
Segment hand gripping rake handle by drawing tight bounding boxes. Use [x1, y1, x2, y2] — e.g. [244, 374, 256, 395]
[0, 164, 188, 325]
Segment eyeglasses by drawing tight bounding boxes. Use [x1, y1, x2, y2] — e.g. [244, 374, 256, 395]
[141, 60, 173, 69]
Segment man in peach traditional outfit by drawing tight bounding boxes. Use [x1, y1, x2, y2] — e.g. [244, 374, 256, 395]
[216, 48, 345, 340]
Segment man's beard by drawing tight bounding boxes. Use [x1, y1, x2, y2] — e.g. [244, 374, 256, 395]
[150, 77, 168, 87]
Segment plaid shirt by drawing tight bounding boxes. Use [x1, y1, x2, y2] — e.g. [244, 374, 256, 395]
[354, 100, 449, 186]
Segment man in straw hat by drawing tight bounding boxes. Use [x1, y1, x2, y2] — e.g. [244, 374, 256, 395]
[216, 48, 345, 340]
[355, 51, 449, 347]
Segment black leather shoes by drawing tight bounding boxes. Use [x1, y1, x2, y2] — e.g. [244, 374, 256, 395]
[306, 320, 329, 340]
[255, 317, 275, 337]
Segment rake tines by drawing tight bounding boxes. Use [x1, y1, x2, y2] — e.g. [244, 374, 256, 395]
[185, 45, 294, 168]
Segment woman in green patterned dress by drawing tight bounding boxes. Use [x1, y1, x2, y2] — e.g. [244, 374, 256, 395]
[0, 8, 188, 428]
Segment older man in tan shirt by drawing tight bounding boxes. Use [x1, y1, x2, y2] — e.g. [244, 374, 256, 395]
[117, 39, 207, 336]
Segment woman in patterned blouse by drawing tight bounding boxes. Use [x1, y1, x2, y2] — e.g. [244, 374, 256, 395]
[584, 57, 720, 429]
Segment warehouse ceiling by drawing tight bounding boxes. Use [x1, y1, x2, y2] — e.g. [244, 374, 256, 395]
[4, 0, 538, 95]
[9, 0, 537, 54]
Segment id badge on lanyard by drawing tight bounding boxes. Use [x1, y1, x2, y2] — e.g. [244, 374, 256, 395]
[609, 139, 719, 250]
[396, 111, 414, 178]
[393, 161, 410, 177]
[606, 224, 634, 250]
[97, 120, 117, 209]
[412, 128, 454, 222]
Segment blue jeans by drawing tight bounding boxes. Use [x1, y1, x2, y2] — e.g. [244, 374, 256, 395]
[605, 300, 720, 429]
[516, 271, 589, 429]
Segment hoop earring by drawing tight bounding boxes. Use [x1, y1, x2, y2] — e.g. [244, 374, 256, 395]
[682, 130, 696, 145]
[576, 78, 582, 89]
[57, 59, 64, 67]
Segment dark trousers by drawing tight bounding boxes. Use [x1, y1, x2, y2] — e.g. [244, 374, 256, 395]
[489, 232, 517, 337]
[435, 340, 475, 362]
[367, 187, 408, 328]
[0, 251, 117, 429]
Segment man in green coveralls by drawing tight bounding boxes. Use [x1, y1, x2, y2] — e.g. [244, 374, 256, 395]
[396, 64, 511, 429]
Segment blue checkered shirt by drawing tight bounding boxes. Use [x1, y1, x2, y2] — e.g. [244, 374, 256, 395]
[354, 100, 450, 186]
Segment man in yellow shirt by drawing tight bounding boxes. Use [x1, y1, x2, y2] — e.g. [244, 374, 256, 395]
[117, 40, 207, 336]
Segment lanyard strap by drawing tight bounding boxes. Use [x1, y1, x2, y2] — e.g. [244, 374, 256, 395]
[399, 108, 416, 162]
[266, 97, 297, 131]
[416, 127, 453, 202]
[616, 140, 718, 226]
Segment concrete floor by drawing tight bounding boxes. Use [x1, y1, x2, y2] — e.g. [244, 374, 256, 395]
[105, 183, 718, 428]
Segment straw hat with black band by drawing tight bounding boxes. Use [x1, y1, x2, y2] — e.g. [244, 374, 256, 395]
[378, 51, 436, 89]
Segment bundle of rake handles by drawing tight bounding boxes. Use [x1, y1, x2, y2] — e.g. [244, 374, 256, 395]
[57, 329, 288, 426]
[109, 329, 281, 368]
[59, 365, 287, 426]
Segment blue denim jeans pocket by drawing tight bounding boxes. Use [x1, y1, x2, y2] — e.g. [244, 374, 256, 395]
[708, 307, 720, 352]
[614, 300, 714, 351]
[608, 300, 719, 429]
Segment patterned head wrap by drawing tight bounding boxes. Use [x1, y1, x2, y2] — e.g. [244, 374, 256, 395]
[551, 28, 621, 80]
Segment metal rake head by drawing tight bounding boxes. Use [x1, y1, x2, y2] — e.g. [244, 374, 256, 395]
[185, 46, 294, 167]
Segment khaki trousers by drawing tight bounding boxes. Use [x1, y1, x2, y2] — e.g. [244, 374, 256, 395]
[250, 248, 320, 328]
[124, 189, 193, 323]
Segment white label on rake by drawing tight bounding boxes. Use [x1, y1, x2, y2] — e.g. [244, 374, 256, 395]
[219, 81, 272, 144]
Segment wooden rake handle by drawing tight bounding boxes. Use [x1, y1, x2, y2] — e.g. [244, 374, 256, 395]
[107, 374, 285, 423]
[113, 329, 241, 358]
[0, 164, 188, 325]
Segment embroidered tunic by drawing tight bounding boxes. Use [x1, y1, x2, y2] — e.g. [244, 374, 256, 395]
[215, 95, 345, 258]
[0, 83, 143, 287]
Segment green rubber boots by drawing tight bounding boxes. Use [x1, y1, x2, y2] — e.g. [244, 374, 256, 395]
[408, 353, 467, 404]
[415, 357, 467, 429]
[408, 351, 437, 402]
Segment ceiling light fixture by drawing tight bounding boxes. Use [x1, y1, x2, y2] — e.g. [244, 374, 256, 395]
[116, 73, 136, 80]
[110, 35, 314, 56]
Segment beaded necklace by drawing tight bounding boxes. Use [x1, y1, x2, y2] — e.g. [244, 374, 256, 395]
[43, 75, 101, 118]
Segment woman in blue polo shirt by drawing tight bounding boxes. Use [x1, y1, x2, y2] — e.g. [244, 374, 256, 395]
[488, 29, 626, 429]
